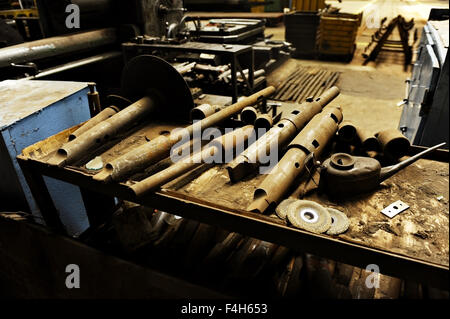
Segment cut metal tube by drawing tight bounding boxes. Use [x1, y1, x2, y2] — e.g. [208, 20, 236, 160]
[49, 96, 157, 166]
[68, 106, 120, 141]
[191, 104, 220, 120]
[94, 86, 276, 182]
[87, 83, 101, 115]
[226, 86, 341, 183]
[254, 113, 273, 130]
[376, 129, 411, 158]
[355, 126, 379, 151]
[247, 106, 343, 214]
[130, 125, 255, 197]
[338, 121, 358, 144]
[241, 106, 258, 124]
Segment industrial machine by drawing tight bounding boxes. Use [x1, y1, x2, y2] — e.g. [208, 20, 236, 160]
[399, 9, 449, 149]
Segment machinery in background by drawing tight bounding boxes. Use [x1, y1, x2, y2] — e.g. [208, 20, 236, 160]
[123, 11, 292, 102]
[399, 9, 449, 149]
[0, 0, 41, 43]
[362, 15, 416, 71]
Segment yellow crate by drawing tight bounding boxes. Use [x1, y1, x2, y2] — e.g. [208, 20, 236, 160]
[318, 12, 362, 57]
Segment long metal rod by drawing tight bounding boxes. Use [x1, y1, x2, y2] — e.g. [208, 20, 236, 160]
[0, 28, 117, 68]
[131, 125, 255, 196]
[227, 86, 340, 182]
[93, 86, 276, 183]
[20, 51, 122, 80]
[248, 106, 343, 214]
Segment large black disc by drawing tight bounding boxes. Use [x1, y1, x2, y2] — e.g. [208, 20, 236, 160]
[121, 55, 194, 120]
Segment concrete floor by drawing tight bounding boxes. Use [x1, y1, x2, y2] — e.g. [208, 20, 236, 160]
[266, 0, 449, 135]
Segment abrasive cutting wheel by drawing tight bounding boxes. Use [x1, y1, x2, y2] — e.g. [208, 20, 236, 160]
[120, 54, 194, 120]
[326, 208, 350, 235]
[275, 198, 297, 220]
[287, 200, 332, 234]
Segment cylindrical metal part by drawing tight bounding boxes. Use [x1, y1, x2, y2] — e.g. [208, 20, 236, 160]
[49, 96, 157, 166]
[87, 83, 101, 115]
[191, 104, 216, 120]
[0, 28, 117, 68]
[376, 129, 411, 158]
[241, 106, 258, 124]
[69, 106, 119, 141]
[226, 86, 341, 183]
[254, 113, 273, 130]
[338, 121, 357, 144]
[130, 125, 255, 196]
[248, 106, 343, 214]
[94, 86, 276, 182]
[355, 126, 379, 151]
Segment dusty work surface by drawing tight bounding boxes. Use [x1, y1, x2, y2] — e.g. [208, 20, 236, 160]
[172, 159, 449, 267]
[19, 105, 449, 270]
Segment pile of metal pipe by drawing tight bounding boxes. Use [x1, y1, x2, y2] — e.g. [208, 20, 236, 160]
[274, 67, 340, 103]
[248, 106, 343, 214]
[93, 86, 276, 183]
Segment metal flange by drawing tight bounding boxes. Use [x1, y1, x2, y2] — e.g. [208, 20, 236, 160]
[121, 54, 194, 120]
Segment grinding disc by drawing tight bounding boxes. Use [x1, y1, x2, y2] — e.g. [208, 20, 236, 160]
[287, 200, 331, 234]
[275, 198, 297, 220]
[326, 208, 350, 235]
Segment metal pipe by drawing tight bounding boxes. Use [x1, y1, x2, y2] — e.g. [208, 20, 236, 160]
[68, 106, 120, 141]
[227, 86, 340, 183]
[355, 126, 379, 151]
[248, 106, 343, 214]
[337, 121, 357, 144]
[130, 125, 255, 196]
[376, 129, 411, 158]
[93, 86, 276, 182]
[48, 96, 157, 166]
[0, 28, 117, 68]
[20, 51, 122, 80]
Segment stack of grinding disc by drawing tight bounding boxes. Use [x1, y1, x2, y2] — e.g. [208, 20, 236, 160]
[276, 199, 349, 235]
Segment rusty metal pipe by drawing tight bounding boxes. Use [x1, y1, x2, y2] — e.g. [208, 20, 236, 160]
[338, 121, 357, 144]
[130, 125, 255, 196]
[227, 86, 340, 183]
[247, 106, 343, 214]
[240, 106, 258, 124]
[376, 129, 411, 158]
[191, 104, 221, 120]
[68, 106, 120, 141]
[94, 86, 276, 182]
[49, 96, 157, 166]
[355, 126, 379, 151]
[254, 113, 273, 130]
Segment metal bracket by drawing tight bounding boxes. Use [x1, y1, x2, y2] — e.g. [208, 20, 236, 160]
[381, 200, 410, 218]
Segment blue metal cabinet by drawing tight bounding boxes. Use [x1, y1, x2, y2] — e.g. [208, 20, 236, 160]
[0, 80, 92, 235]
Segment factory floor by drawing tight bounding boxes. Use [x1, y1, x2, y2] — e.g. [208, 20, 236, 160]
[266, 0, 448, 135]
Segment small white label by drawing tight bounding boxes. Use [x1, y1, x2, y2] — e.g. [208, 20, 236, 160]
[381, 200, 409, 218]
